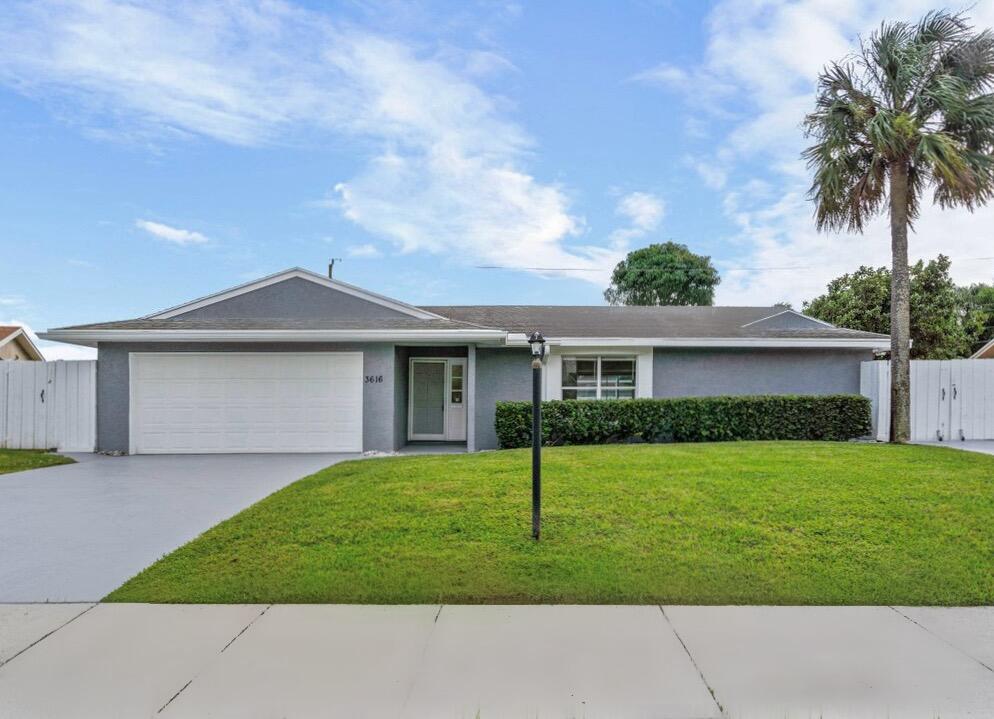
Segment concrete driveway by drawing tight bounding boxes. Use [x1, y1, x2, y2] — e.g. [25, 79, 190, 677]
[0, 453, 356, 602]
[915, 439, 994, 456]
[1, 604, 993, 718]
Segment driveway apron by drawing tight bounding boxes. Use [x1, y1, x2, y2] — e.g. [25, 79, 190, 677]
[0, 453, 355, 602]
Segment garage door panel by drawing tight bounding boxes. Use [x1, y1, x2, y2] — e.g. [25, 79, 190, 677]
[131, 353, 363, 454]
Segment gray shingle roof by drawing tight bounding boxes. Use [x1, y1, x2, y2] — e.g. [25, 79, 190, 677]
[52, 317, 491, 331]
[52, 305, 888, 341]
[420, 305, 888, 340]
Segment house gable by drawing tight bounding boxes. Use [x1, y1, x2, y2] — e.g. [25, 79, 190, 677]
[740, 310, 834, 331]
[148, 268, 443, 321]
[0, 327, 43, 360]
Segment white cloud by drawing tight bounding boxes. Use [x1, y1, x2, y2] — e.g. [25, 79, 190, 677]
[347, 243, 382, 258]
[637, 0, 994, 306]
[37, 342, 98, 361]
[607, 191, 665, 251]
[684, 156, 727, 190]
[135, 219, 208, 245]
[616, 192, 665, 232]
[0, 296, 26, 307]
[629, 63, 690, 89]
[0, 0, 626, 283]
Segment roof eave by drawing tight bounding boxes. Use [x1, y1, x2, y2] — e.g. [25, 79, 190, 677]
[505, 334, 888, 349]
[38, 328, 508, 348]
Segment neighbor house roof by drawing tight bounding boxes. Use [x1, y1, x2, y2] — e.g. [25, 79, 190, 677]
[0, 325, 44, 360]
[972, 337, 994, 359]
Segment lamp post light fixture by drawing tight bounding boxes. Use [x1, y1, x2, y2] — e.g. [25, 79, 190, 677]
[527, 331, 545, 540]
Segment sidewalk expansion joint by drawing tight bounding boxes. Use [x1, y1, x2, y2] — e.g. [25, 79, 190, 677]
[658, 606, 725, 717]
[399, 604, 445, 715]
[156, 679, 192, 714]
[221, 604, 272, 653]
[0, 602, 96, 670]
[889, 606, 994, 674]
[157, 604, 272, 715]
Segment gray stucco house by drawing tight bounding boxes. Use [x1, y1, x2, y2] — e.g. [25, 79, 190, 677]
[42, 267, 888, 454]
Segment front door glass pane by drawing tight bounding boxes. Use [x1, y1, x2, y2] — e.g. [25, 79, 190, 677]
[412, 362, 445, 435]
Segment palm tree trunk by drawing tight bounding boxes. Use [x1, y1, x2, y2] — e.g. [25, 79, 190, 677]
[889, 159, 912, 442]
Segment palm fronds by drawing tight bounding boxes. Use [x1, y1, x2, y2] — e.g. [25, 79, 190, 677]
[804, 10, 994, 230]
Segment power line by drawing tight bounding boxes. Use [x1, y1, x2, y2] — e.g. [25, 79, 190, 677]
[475, 256, 994, 274]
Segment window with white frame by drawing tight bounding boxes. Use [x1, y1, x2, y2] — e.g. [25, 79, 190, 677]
[561, 356, 637, 400]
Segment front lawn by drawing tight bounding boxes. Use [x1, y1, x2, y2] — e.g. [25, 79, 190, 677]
[0, 449, 74, 475]
[106, 442, 994, 605]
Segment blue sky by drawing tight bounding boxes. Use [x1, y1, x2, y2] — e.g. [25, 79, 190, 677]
[2, 0, 993, 359]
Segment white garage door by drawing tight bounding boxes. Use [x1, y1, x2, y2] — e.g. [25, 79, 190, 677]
[130, 353, 363, 454]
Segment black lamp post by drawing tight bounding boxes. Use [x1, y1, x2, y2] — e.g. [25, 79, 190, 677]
[527, 331, 545, 540]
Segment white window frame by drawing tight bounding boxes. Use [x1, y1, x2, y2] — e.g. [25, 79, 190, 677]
[560, 354, 638, 400]
[544, 347, 653, 401]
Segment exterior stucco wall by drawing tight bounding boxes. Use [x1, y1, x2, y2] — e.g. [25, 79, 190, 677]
[652, 347, 874, 398]
[96, 342, 396, 453]
[174, 277, 411, 320]
[474, 347, 531, 450]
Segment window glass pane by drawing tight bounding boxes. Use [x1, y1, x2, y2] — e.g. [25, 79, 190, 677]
[451, 365, 463, 378]
[602, 388, 635, 400]
[451, 390, 462, 404]
[562, 388, 597, 401]
[451, 377, 463, 391]
[562, 358, 598, 387]
[600, 358, 635, 387]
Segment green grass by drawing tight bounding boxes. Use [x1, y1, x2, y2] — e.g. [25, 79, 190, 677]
[0, 449, 74, 475]
[106, 442, 994, 605]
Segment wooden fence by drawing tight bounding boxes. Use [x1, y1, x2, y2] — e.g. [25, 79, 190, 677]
[0, 361, 96, 452]
[861, 359, 994, 442]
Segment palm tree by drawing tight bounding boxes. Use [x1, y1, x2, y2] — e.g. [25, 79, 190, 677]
[804, 11, 994, 442]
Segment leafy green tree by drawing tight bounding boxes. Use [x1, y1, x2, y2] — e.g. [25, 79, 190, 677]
[604, 242, 720, 306]
[803, 11, 994, 441]
[804, 266, 890, 336]
[804, 255, 971, 359]
[958, 282, 994, 354]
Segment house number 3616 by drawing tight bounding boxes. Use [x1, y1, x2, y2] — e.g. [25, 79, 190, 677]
[364, 375, 384, 384]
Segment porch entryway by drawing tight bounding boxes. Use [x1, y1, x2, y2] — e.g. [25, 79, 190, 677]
[408, 357, 467, 442]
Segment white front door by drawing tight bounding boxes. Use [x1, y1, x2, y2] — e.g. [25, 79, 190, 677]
[409, 358, 467, 441]
[129, 352, 363, 454]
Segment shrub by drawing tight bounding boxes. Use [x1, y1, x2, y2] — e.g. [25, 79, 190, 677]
[494, 395, 872, 449]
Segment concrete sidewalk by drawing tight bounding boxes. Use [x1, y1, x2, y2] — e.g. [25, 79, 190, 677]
[1, 604, 992, 718]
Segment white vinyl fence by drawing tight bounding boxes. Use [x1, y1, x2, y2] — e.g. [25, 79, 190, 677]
[861, 359, 994, 442]
[0, 361, 96, 452]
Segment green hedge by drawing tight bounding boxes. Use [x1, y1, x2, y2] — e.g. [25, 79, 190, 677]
[494, 395, 872, 449]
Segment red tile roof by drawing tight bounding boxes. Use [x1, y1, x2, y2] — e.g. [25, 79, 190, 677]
[0, 325, 22, 342]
